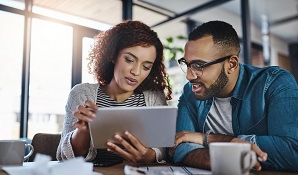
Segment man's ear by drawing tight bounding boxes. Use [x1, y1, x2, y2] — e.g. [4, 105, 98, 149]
[227, 56, 239, 74]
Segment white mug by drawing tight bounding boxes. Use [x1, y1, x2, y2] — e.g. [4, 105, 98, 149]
[0, 140, 34, 166]
[209, 142, 256, 175]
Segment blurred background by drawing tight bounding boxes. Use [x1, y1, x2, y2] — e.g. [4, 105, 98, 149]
[0, 0, 297, 140]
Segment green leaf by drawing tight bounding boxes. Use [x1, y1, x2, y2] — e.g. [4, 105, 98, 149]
[178, 48, 184, 52]
[166, 37, 173, 43]
[177, 35, 187, 40]
[164, 46, 171, 50]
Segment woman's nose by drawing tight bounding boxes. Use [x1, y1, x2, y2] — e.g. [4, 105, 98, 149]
[130, 64, 141, 76]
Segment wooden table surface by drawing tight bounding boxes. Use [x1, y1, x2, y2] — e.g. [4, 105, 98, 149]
[93, 161, 297, 175]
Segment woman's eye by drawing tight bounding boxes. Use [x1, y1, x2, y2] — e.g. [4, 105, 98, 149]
[124, 57, 134, 63]
[142, 65, 151, 71]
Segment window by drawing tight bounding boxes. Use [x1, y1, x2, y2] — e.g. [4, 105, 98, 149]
[27, 18, 72, 139]
[0, 11, 24, 139]
[0, 0, 25, 10]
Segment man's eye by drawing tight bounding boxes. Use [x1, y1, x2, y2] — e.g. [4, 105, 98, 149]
[192, 63, 202, 69]
[125, 57, 134, 63]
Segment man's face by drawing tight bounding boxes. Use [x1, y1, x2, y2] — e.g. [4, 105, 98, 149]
[191, 64, 229, 100]
[183, 36, 229, 100]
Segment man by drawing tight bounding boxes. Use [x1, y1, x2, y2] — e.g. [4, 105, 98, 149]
[172, 20, 298, 171]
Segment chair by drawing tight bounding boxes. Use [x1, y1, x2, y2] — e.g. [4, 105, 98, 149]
[29, 133, 61, 162]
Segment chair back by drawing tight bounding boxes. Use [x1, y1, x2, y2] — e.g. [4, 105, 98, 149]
[29, 133, 61, 162]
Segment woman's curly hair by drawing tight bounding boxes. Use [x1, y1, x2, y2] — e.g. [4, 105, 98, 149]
[87, 20, 172, 100]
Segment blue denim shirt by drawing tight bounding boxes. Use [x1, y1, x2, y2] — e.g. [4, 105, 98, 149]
[174, 63, 298, 171]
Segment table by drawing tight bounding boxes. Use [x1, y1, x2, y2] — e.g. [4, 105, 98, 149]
[93, 161, 135, 175]
[1, 161, 295, 175]
[93, 161, 297, 175]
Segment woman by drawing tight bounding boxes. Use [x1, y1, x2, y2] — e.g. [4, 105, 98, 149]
[56, 20, 172, 164]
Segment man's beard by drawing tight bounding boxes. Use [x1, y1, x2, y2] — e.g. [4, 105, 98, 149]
[193, 65, 229, 100]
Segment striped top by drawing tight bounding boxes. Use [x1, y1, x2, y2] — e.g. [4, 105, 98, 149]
[96, 86, 146, 107]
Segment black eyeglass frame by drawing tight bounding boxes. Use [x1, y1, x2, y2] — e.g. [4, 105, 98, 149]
[177, 55, 232, 75]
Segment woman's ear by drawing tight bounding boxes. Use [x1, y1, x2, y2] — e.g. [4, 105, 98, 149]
[227, 56, 239, 74]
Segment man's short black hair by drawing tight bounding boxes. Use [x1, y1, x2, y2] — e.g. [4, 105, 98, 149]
[189, 20, 240, 55]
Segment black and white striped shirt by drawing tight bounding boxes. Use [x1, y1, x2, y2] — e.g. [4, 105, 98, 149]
[96, 86, 146, 107]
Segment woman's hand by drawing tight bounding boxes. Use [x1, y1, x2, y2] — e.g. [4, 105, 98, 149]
[231, 138, 267, 171]
[71, 100, 98, 156]
[174, 131, 204, 148]
[106, 131, 156, 163]
[73, 100, 98, 131]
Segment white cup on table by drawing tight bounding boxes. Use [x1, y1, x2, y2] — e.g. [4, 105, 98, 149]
[0, 140, 34, 166]
[209, 142, 256, 175]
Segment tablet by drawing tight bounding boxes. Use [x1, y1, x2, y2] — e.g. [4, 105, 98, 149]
[89, 106, 177, 149]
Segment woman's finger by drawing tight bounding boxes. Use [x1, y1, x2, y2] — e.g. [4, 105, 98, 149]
[85, 100, 98, 111]
[73, 110, 93, 122]
[114, 134, 139, 156]
[78, 105, 96, 118]
[123, 131, 146, 152]
[107, 141, 135, 162]
[74, 105, 95, 122]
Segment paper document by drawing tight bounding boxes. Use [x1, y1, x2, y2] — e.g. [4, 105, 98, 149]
[1, 154, 101, 175]
[124, 165, 212, 175]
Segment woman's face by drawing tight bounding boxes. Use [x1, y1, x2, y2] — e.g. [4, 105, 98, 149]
[111, 45, 156, 93]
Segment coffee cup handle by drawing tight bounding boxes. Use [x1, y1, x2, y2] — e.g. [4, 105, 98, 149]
[24, 144, 34, 160]
[241, 150, 256, 174]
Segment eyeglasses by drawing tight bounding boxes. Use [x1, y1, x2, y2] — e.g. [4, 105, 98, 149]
[177, 55, 232, 76]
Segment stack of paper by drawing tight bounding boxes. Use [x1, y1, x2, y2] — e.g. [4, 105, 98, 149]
[1, 154, 101, 175]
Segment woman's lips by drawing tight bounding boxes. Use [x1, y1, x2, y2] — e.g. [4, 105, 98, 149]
[125, 77, 138, 85]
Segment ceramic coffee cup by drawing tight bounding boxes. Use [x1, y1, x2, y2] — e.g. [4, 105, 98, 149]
[209, 142, 256, 175]
[0, 140, 34, 166]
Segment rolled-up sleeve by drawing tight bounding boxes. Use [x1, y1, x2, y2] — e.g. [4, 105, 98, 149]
[173, 87, 203, 163]
[237, 134, 257, 145]
[173, 142, 204, 163]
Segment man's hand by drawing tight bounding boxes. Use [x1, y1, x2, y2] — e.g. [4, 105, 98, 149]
[174, 131, 204, 148]
[231, 138, 267, 171]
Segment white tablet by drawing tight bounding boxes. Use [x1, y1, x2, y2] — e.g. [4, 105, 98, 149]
[89, 106, 177, 149]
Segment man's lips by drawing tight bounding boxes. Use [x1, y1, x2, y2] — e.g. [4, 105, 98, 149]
[191, 83, 204, 93]
[125, 77, 138, 85]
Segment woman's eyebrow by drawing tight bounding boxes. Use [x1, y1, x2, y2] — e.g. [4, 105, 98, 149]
[124, 52, 138, 59]
[124, 52, 154, 64]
